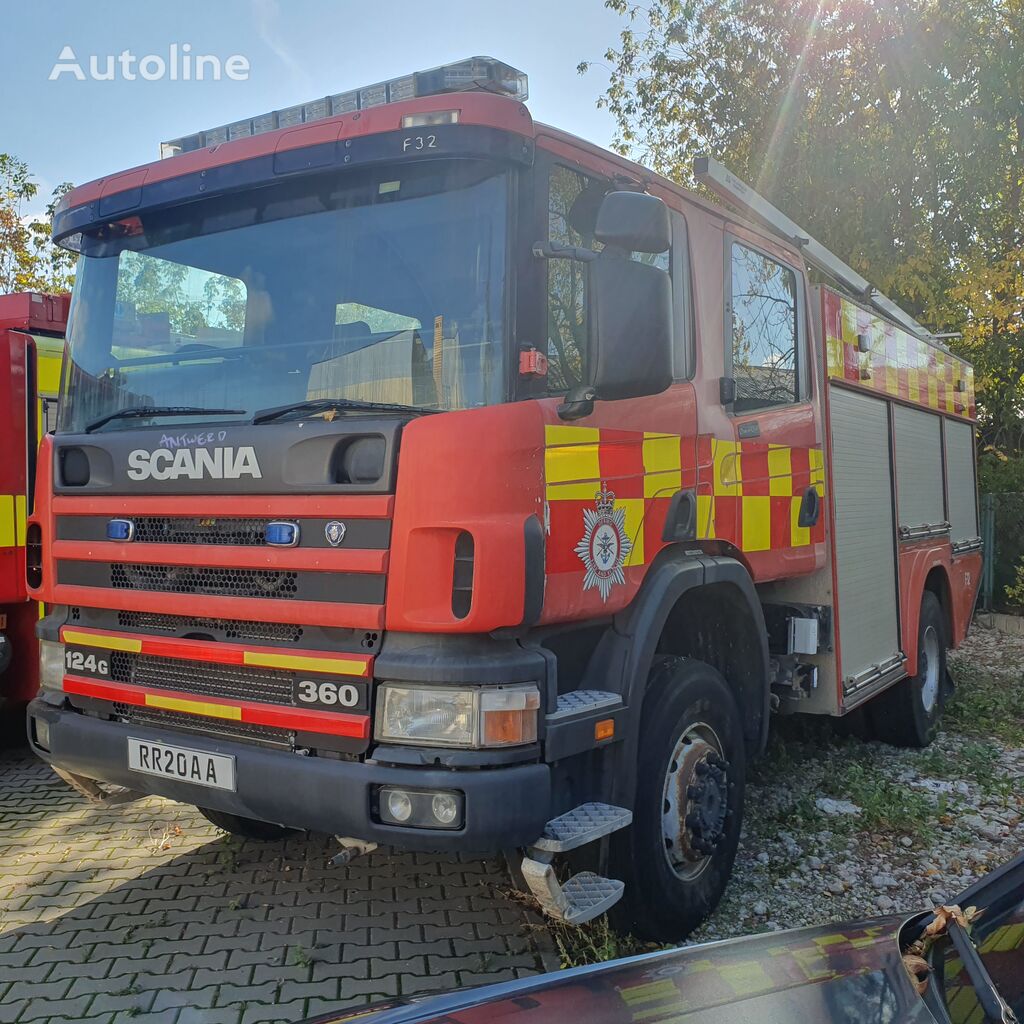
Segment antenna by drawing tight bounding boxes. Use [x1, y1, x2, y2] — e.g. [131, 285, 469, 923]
[693, 155, 936, 343]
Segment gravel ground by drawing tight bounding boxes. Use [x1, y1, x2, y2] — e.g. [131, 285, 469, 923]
[684, 622, 1024, 943]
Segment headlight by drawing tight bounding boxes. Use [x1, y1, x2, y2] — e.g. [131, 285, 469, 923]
[376, 684, 540, 748]
[39, 640, 65, 693]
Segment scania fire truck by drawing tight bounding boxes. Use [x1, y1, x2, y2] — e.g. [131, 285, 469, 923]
[25, 58, 982, 940]
[0, 291, 65, 736]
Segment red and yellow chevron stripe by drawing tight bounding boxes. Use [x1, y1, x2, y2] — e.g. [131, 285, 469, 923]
[59, 626, 373, 677]
[62, 674, 370, 738]
[822, 290, 976, 419]
[57, 626, 373, 739]
[544, 425, 825, 576]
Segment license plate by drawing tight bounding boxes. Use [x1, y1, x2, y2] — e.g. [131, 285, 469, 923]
[127, 738, 236, 791]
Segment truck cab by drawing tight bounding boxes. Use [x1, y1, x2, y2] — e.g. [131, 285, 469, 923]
[0, 291, 66, 733]
[25, 58, 981, 940]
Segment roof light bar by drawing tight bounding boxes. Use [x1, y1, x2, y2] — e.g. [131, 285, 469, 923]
[159, 56, 527, 159]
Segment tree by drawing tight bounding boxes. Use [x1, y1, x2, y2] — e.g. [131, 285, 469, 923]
[589, 0, 1024, 454]
[0, 153, 75, 295]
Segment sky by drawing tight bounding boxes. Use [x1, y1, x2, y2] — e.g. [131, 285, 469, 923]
[0, 0, 626, 218]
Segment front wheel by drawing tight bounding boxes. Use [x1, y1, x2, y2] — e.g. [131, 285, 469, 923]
[198, 807, 297, 840]
[609, 657, 746, 942]
[870, 591, 946, 748]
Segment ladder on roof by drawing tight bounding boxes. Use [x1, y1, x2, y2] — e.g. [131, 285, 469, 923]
[693, 155, 936, 344]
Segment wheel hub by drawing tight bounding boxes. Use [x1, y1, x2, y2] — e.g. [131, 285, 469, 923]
[661, 724, 730, 881]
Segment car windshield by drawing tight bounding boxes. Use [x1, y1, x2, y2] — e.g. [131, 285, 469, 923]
[58, 160, 509, 433]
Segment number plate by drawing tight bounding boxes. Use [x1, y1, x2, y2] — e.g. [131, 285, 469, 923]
[292, 677, 367, 712]
[127, 738, 236, 791]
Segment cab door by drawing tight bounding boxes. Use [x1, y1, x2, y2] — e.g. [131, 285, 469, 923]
[710, 232, 823, 579]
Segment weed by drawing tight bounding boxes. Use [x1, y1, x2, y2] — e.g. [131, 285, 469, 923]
[111, 982, 141, 997]
[288, 945, 313, 968]
[947, 661, 1024, 746]
[823, 760, 937, 841]
[124, 1007, 142, 1018]
[550, 914, 660, 969]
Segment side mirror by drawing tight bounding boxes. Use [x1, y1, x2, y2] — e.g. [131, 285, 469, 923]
[594, 190, 672, 254]
[559, 192, 673, 419]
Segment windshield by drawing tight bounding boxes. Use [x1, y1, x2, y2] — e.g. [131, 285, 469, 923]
[58, 161, 509, 432]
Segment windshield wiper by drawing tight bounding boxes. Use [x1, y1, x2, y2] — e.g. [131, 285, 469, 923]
[252, 398, 435, 425]
[84, 406, 246, 433]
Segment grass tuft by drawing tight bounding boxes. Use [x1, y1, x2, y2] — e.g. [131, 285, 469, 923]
[946, 660, 1024, 747]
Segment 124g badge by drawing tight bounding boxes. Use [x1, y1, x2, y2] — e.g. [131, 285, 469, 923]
[65, 649, 109, 675]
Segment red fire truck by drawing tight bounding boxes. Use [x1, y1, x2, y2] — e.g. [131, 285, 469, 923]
[0, 292, 66, 736]
[24, 58, 981, 940]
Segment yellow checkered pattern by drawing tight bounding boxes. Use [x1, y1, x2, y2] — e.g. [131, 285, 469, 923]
[0, 494, 27, 549]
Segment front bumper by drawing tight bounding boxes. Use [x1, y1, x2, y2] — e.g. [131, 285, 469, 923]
[28, 699, 551, 852]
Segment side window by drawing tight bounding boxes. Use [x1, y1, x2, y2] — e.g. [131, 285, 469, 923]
[546, 165, 602, 392]
[545, 165, 672, 392]
[729, 242, 800, 412]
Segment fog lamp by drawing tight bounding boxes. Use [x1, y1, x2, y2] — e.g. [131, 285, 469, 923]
[376, 787, 464, 830]
[386, 789, 413, 823]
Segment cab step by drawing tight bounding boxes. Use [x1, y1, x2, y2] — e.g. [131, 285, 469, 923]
[530, 802, 633, 854]
[548, 689, 622, 721]
[520, 858, 625, 926]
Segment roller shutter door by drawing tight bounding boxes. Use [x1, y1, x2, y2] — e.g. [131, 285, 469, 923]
[829, 387, 900, 690]
[892, 405, 945, 534]
[944, 419, 979, 546]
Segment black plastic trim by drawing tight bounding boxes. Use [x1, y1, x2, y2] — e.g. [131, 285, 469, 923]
[28, 701, 551, 853]
[54, 126, 535, 243]
[521, 515, 545, 625]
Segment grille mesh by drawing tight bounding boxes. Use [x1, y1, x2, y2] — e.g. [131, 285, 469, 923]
[111, 651, 293, 705]
[113, 703, 293, 749]
[116, 610, 303, 644]
[132, 516, 269, 546]
[111, 564, 298, 599]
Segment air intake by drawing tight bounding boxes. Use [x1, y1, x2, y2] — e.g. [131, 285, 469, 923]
[451, 531, 474, 619]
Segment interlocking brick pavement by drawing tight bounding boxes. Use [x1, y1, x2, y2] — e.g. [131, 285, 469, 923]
[0, 744, 557, 1024]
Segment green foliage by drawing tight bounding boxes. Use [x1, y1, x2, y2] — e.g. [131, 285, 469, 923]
[550, 913, 658, 968]
[591, 0, 1024, 456]
[947, 657, 1024, 746]
[0, 153, 75, 294]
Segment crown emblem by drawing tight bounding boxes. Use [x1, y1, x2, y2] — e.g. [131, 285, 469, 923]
[594, 487, 616, 514]
[575, 483, 632, 602]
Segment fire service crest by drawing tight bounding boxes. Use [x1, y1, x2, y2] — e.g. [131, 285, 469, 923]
[575, 487, 632, 601]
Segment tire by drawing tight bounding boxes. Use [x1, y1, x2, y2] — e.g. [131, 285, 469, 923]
[198, 807, 297, 840]
[869, 591, 946, 748]
[609, 657, 746, 942]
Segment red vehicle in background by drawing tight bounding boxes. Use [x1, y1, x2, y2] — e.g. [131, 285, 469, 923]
[0, 292, 66, 736]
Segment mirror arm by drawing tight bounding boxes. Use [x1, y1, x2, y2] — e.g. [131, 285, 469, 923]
[557, 385, 597, 421]
[531, 241, 599, 263]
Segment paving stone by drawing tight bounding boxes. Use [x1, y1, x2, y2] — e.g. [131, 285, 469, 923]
[0, 748, 553, 1023]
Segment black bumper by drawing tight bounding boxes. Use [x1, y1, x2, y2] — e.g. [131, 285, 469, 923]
[28, 700, 551, 852]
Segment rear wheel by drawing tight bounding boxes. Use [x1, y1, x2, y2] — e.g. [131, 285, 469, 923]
[609, 657, 745, 942]
[870, 591, 946, 748]
[198, 807, 297, 840]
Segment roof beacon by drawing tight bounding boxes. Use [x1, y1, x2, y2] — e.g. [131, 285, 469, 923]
[159, 56, 528, 159]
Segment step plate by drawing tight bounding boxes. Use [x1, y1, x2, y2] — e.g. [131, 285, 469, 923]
[531, 802, 633, 854]
[549, 690, 622, 720]
[559, 872, 625, 926]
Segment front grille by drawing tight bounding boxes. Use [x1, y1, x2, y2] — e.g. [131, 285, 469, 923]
[112, 702, 293, 750]
[111, 651, 293, 705]
[111, 564, 299, 599]
[132, 516, 269, 546]
[116, 610, 303, 644]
